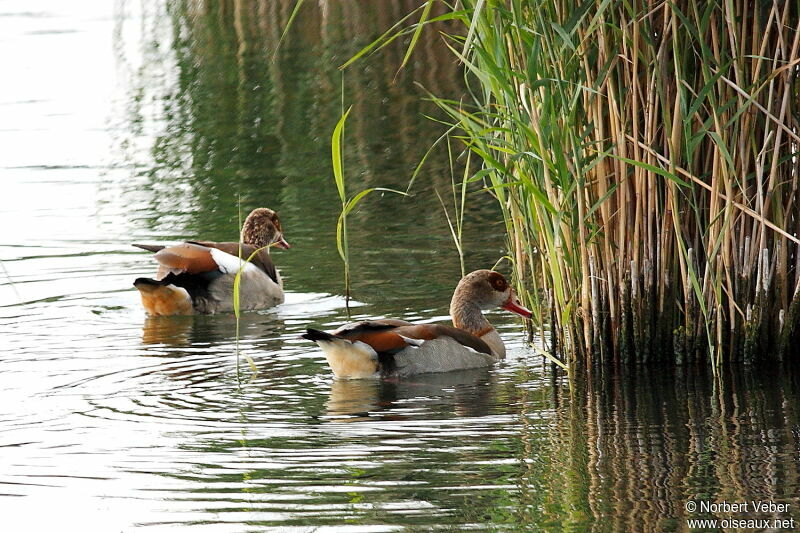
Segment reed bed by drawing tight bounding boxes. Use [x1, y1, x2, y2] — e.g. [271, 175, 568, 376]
[404, 0, 800, 367]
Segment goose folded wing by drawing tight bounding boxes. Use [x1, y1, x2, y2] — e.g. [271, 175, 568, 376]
[331, 321, 492, 356]
[153, 242, 260, 276]
[152, 243, 219, 275]
[331, 320, 415, 354]
[393, 324, 493, 356]
[189, 241, 279, 284]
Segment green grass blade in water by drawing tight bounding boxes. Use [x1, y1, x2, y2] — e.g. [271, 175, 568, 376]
[331, 106, 352, 204]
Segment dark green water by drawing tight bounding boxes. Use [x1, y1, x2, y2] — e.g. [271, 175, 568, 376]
[1, 1, 798, 531]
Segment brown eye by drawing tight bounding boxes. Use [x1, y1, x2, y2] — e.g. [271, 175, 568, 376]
[488, 272, 507, 291]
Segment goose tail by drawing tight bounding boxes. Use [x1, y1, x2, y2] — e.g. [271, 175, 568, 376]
[133, 278, 194, 316]
[302, 329, 379, 379]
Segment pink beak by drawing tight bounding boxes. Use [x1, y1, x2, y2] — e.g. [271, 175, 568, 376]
[275, 235, 291, 249]
[502, 293, 532, 318]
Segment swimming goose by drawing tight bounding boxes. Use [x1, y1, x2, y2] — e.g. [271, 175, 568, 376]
[133, 208, 290, 316]
[303, 270, 531, 378]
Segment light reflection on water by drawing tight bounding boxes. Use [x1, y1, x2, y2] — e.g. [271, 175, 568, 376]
[1, 1, 799, 531]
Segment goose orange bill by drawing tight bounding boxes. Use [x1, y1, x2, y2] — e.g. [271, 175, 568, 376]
[502, 294, 532, 318]
[275, 236, 291, 249]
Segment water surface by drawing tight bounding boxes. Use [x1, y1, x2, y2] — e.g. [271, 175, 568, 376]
[1, 1, 798, 531]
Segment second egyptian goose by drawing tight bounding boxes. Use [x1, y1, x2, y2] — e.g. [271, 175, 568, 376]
[302, 270, 532, 378]
[133, 208, 290, 316]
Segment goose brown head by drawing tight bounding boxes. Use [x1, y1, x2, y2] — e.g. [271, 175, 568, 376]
[450, 270, 532, 331]
[240, 208, 290, 250]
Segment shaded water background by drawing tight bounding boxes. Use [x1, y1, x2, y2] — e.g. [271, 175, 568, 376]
[1, 1, 799, 531]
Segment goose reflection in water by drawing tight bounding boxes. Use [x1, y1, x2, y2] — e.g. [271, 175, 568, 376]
[325, 367, 498, 421]
[140, 311, 286, 349]
[141, 315, 195, 345]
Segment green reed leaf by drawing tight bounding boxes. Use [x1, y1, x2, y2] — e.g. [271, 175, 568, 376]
[332, 106, 352, 204]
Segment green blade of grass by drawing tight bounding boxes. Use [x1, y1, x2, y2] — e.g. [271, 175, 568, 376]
[332, 106, 353, 204]
[343, 187, 408, 216]
[273, 0, 306, 60]
[398, 0, 435, 73]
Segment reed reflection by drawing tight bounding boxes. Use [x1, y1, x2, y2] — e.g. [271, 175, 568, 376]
[529, 364, 800, 530]
[112, 0, 465, 215]
[110, 0, 504, 309]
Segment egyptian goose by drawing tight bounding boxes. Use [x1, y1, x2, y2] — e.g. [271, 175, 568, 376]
[132, 208, 290, 316]
[303, 270, 532, 378]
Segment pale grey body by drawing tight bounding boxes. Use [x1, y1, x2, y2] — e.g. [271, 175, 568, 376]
[193, 269, 284, 314]
[392, 335, 501, 377]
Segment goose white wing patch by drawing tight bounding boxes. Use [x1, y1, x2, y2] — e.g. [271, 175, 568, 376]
[209, 248, 261, 275]
[398, 335, 425, 347]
